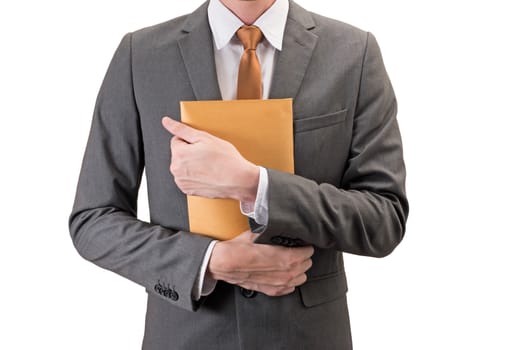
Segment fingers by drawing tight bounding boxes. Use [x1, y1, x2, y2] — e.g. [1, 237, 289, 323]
[292, 245, 315, 260]
[246, 260, 311, 287]
[240, 265, 308, 297]
[237, 268, 308, 297]
[215, 253, 312, 292]
[169, 136, 189, 177]
[273, 245, 314, 270]
[170, 135, 189, 148]
[161, 116, 205, 143]
[238, 283, 296, 297]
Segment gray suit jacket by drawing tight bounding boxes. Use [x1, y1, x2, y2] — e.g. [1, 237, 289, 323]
[69, 1, 408, 349]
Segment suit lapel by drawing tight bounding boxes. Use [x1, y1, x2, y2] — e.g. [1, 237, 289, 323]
[178, 2, 222, 101]
[176, 1, 318, 101]
[269, 1, 318, 100]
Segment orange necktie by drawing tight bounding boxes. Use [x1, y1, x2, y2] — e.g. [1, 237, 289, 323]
[236, 25, 264, 99]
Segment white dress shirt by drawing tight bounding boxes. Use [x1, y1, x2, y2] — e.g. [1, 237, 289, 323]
[191, 0, 289, 300]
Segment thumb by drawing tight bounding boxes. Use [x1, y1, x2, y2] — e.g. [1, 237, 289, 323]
[161, 116, 203, 143]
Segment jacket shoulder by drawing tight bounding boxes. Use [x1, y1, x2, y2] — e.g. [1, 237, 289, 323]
[309, 12, 370, 49]
[129, 14, 191, 50]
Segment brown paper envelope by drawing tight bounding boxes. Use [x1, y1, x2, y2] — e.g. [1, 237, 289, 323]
[180, 98, 294, 240]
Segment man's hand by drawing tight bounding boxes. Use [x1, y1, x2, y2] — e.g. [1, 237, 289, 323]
[208, 231, 314, 296]
[162, 116, 259, 202]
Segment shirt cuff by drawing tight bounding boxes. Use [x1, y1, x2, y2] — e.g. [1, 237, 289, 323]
[192, 240, 218, 300]
[240, 166, 269, 226]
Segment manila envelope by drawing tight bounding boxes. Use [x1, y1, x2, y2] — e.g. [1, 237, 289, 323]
[180, 98, 294, 240]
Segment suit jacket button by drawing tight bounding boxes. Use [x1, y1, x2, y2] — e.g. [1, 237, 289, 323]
[240, 288, 257, 298]
[280, 237, 293, 246]
[271, 236, 284, 245]
[283, 239, 294, 247]
[286, 239, 301, 247]
[292, 238, 305, 246]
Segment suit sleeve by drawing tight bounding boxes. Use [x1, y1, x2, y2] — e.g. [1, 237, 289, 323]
[254, 33, 409, 257]
[68, 33, 213, 311]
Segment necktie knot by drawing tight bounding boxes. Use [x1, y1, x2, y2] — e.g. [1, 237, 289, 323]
[236, 25, 263, 51]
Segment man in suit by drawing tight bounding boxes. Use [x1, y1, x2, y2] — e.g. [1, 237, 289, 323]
[69, 0, 408, 348]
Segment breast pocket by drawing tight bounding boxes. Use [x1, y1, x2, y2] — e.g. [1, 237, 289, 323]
[294, 108, 348, 133]
[292, 108, 350, 184]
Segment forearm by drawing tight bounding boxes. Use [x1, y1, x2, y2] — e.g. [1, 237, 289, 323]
[254, 169, 407, 257]
[255, 33, 409, 256]
[69, 32, 213, 311]
[69, 206, 213, 311]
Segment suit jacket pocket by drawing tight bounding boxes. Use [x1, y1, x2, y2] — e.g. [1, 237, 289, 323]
[294, 108, 348, 133]
[299, 270, 348, 307]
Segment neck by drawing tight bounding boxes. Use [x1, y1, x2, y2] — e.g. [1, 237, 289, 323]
[219, 0, 276, 25]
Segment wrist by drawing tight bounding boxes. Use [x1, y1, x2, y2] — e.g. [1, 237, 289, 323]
[235, 163, 259, 203]
[207, 241, 229, 280]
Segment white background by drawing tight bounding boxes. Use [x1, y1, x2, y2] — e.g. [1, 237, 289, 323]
[1, 0, 524, 349]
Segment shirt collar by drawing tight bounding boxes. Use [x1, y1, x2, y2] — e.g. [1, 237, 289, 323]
[208, 0, 289, 51]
